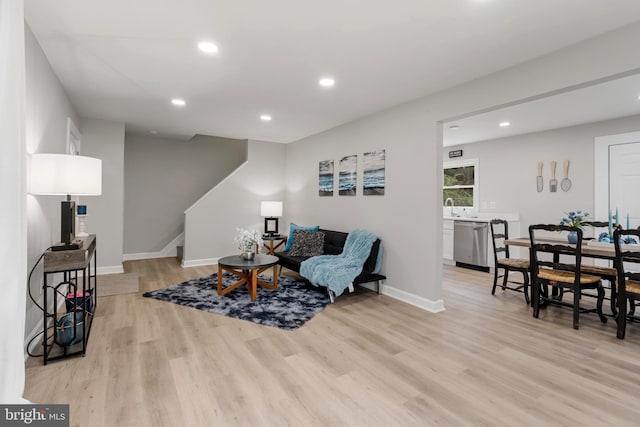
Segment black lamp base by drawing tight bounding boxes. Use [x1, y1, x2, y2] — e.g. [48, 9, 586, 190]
[61, 200, 76, 245]
[264, 217, 279, 236]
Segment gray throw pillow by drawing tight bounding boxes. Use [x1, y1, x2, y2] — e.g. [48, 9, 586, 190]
[288, 230, 325, 257]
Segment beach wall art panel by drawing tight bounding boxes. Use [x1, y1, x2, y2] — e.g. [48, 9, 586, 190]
[363, 149, 385, 195]
[339, 155, 357, 196]
[318, 160, 334, 196]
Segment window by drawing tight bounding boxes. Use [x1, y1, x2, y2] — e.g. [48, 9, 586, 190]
[443, 159, 478, 208]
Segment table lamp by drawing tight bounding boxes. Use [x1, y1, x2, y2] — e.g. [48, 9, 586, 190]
[30, 154, 102, 250]
[261, 201, 283, 236]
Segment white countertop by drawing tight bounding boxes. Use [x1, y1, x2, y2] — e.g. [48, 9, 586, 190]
[443, 212, 519, 222]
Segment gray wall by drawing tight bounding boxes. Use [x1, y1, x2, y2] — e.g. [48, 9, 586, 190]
[24, 24, 81, 341]
[286, 101, 443, 309]
[80, 118, 126, 272]
[284, 22, 640, 311]
[183, 140, 286, 263]
[445, 115, 640, 237]
[124, 134, 248, 254]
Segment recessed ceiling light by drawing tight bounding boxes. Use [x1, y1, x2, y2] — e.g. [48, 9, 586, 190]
[260, 114, 272, 121]
[198, 41, 218, 54]
[149, 130, 158, 134]
[171, 98, 186, 106]
[319, 77, 335, 87]
[499, 121, 511, 127]
[449, 125, 460, 130]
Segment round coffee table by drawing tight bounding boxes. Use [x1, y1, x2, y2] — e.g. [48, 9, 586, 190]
[217, 254, 279, 301]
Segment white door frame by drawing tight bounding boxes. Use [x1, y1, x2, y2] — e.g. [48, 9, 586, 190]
[594, 131, 640, 223]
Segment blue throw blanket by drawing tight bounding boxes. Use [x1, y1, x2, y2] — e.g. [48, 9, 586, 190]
[300, 229, 377, 297]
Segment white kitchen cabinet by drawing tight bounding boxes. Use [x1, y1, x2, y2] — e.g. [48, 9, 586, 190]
[443, 219, 454, 264]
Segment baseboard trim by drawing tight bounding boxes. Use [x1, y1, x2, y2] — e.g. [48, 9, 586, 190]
[181, 257, 219, 268]
[97, 265, 124, 275]
[123, 252, 162, 261]
[381, 283, 446, 313]
[160, 232, 184, 258]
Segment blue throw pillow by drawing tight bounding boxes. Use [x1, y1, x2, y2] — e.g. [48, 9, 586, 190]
[285, 223, 320, 251]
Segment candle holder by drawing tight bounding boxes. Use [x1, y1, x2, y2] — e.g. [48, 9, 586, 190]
[76, 214, 88, 237]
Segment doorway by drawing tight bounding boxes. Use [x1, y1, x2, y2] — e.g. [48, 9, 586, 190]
[594, 131, 640, 227]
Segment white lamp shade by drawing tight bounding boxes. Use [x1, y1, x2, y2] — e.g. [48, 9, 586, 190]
[261, 201, 283, 217]
[30, 153, 102, 196]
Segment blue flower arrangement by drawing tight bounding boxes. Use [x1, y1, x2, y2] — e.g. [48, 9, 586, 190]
[560, 210, 590, 229]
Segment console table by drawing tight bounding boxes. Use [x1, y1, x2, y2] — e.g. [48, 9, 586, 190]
[42, 234, 97, 364]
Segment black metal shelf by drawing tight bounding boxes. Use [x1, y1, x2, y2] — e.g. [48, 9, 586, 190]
[41, 235, 97, 365]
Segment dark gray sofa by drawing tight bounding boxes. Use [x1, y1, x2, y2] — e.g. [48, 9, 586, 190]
[274, 229, 386, 294]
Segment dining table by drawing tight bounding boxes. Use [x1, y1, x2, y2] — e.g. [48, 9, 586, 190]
[505, 235, 640, 314]
[504, 236, 621, 261]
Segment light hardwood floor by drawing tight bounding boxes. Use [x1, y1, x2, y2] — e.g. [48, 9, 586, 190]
[25, 259, 640, 427]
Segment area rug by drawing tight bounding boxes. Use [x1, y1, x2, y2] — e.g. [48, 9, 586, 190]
[142, 272, 330, 330]
[94, 273, 139, 297]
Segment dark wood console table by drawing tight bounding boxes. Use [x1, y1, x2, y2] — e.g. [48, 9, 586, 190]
[42, 234, 97, 364]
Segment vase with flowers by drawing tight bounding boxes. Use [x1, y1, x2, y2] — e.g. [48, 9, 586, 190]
[234, 228, 264, 260]
[560, 210, 590, 243]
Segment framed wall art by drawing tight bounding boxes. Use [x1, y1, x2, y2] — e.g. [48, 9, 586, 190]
[339, 155, 357, 196]
[318, 160, 334, 196]
[363, 149, 385, 195]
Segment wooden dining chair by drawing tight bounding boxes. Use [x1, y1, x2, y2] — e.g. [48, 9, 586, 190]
[579, 221, 619, 316]
[490, 219, 530, 304]
[613, 228, 640, 339]
[529, 224, 607, 330]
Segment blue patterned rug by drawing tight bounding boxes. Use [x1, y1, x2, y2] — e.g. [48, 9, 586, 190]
[142, 272, 330, 330]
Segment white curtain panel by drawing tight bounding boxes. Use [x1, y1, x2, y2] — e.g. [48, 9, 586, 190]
[0, 0, 29, 404]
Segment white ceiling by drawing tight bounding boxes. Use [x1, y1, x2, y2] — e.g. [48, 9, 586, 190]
[443, 72, 640, 146]
[24, 1, 640, 143]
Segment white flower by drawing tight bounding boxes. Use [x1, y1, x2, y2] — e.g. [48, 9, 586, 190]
[233, 228, 264, 252]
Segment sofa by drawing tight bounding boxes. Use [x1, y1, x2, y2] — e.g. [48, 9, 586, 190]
[275, 228, 386, 294]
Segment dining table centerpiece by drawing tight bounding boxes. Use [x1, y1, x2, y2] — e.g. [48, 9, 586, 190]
[560, 210, 590, 243]
[234, 227, 264, 260]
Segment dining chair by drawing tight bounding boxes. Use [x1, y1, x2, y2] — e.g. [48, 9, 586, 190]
[613, 228, 640, 339]
[529, 224, 607, 330]
[490, 219, 530, 304]
[580, 220, 619, 316]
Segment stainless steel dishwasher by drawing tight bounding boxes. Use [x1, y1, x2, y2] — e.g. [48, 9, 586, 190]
[453, 220, 489, 271]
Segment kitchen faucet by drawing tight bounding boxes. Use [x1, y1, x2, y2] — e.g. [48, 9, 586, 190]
[445, 197, 455, 216]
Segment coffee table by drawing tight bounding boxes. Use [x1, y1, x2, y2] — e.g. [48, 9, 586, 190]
[217, 254, 279, 301]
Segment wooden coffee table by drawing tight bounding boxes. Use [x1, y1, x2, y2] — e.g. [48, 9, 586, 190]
[217, 254, 279, 301]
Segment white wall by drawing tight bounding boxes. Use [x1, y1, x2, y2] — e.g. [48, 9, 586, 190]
[445, 115, 640, 237]
[0, 0, 28, 403]
[285, 22, 640, 311]
[124, 134, 248, 255]
[183, 140, 286, 266]
[80, 118, 126, 273]
[24, 24, 81, 349]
